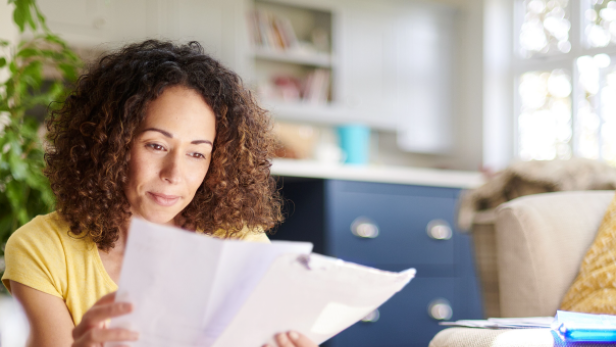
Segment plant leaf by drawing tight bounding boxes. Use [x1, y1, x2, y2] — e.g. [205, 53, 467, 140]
[34, 4, 49, 32]
[0, 58, 6, 68]
[5, 180, 25, 213]
[21, 60, 43, 89]
[44, 34, 65, 46]
[0, 214, 14, 246]
[58, 63, 78, 81]
[27, 9, 37, 31]
[9, 153, 28, 181]
[16, 47, 40, 59]
[61, 48, 80, 63]
[12, 4, 26, 33]
[8, 61, 18, 74]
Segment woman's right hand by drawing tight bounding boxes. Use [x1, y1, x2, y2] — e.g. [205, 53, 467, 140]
[71, 292, 139, 347]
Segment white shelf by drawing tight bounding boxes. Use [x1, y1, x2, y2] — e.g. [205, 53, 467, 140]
[270, 159, 484, 189]
[252, 48, 332, 67]
[261, 100, 398, 130]
[263, 100, 345, 118]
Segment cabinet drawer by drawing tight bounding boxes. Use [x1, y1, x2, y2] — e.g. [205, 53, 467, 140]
[327, 189, 457, 266]
[330, 277, 456, 347]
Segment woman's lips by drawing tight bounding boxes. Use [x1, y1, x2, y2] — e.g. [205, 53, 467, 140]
[147, 192, 180, 207]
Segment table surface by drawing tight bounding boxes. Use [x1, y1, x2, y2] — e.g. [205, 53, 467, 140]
[270, 159, 484, 189]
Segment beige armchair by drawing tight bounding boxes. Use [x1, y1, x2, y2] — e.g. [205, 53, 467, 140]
[430, 190, 614, 347]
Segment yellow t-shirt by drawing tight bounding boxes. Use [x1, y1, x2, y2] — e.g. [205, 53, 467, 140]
[2, 211, 269, 324]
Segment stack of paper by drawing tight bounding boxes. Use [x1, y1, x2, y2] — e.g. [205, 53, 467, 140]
[442, 311, 616, 343]
[440, 317, 554, 329]
[108, 219, 415, 347]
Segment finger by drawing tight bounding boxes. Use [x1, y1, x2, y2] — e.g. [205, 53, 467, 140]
[275, 332, 295, 347]
[93, 291, 117, 306]
[73, 328, 138, 345]
[287, 331, 318, 347]
[73, 303, 132, 338]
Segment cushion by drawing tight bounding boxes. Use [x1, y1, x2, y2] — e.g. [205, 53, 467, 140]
[561, 193, 616, 313]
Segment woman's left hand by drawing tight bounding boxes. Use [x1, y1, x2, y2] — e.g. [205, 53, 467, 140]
[265, 331, 318, 347]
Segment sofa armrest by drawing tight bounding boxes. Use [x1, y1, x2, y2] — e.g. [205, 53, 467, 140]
[495, 191, 613, 317]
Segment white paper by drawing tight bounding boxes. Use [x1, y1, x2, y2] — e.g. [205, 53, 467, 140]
[213, 254, 415, 347]
[108, 218, 312, 347]
[440, 316, 554, 329]
[108, 218, 414, 347]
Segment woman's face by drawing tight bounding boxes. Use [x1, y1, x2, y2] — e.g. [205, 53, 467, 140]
[125, 85, 216, 225]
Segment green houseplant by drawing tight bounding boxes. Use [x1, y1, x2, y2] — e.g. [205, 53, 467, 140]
[0, 0, 82, 278]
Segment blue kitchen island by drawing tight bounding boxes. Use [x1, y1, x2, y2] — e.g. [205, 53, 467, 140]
[270, 160, 485, 347]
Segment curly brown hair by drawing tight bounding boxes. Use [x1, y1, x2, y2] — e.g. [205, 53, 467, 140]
[45, 40, 283, 251]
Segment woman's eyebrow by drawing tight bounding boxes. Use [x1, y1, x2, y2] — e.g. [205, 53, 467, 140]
[142, 128, 212, 146]
[142, 127, 173, 138]
[191, 140, 213, 146]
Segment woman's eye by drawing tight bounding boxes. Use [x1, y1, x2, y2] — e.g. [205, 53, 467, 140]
[147, 143, 165, 151]
[191, 152, 206, 159]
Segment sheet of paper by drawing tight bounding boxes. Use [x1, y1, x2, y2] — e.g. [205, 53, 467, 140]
[212, 253, 415, 347]
[199, 239, 313, 345]
[108, 218, 312, 347]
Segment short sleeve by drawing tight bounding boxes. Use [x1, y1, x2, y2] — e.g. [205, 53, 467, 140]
[2, 216, 66, 299]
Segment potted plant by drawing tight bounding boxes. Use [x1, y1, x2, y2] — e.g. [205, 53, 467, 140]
[0, 0, 82, 285]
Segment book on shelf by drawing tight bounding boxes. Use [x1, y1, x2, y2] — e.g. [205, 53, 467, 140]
[274, 16, 298, 49]
[258, 68, 330, 105]
[248, 10, 299, 51]
[303, 68, 330, 104]
[246, 11, 263, 47]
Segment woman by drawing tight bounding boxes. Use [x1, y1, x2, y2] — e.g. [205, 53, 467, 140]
[2, 40, 317, 347]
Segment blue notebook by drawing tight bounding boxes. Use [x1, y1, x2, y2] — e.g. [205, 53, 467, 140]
[554, 310, 616, 343]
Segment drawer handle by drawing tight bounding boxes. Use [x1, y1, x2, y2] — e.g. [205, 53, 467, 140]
[351, 217, 379, 238]
[426, 220, 452, 240]
[361, 309, 380, 323]
[428, 299, 452, 321]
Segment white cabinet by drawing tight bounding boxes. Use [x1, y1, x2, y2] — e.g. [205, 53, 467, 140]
[156, 0, 249, 75]
[37, 0, 148, 46]
[338, 2, 393, 127]
[37, 0, 248, 74]
[392, 3, 455, 154]
[338, 0, 455, 153]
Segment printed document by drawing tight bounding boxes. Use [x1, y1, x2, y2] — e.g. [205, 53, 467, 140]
[108, 218, 415, 347]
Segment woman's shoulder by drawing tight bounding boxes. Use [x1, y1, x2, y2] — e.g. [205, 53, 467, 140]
[2, 212, 76, 297]
[6, 211, 94, 259]
[9, 211, 72, 244]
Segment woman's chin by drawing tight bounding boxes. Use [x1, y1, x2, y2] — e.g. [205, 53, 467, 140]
[134, 210, 177, 226]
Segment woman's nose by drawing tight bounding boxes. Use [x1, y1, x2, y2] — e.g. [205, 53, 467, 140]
[160, 151, 183, 184]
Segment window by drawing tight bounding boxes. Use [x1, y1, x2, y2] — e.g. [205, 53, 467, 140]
[514, 0, 616, 164]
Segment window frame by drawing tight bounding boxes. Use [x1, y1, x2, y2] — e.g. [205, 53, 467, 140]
[512, 0, 616, 160]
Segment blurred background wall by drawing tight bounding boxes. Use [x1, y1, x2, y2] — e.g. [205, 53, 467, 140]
[0, 0, 488, 171]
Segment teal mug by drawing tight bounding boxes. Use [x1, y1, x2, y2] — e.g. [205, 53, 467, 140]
[338, 124, 370, 165]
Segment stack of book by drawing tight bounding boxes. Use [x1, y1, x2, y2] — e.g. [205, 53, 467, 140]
[302, 68, 330, 104]
[247, 10, 298, 51]
[263, 69, 329, 104]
